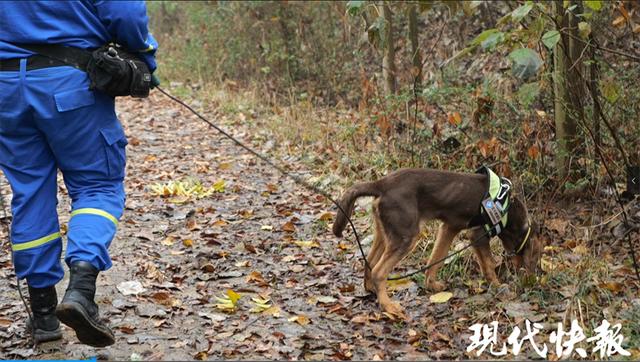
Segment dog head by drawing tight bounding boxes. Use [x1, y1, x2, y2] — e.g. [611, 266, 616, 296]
[498, 197, 542, 275]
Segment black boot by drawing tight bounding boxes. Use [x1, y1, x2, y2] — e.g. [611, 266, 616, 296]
[27, 285, 62, 343]
[55, 261, 114, 347]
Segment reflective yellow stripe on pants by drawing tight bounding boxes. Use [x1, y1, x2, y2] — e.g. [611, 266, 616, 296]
[70, 208, 118, 226]
[12, 232, 61, 251]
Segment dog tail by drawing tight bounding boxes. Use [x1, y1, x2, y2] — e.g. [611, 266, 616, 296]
[332, 181, 380, 237]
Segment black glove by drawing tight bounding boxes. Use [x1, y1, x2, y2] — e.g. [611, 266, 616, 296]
[151, 73, 161, 89]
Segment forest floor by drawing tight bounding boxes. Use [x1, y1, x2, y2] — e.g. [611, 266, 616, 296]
[1, 91, 639, 360]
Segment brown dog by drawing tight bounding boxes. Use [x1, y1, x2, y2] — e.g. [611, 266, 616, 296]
[332, 168, 541, 318]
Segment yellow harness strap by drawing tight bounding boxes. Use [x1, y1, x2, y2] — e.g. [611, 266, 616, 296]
[515, 225, 532, 254]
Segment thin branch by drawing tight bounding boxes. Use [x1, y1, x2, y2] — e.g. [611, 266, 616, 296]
[560, 29, 640, 62]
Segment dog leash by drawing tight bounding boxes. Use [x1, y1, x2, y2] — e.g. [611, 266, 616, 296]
[155, 86, 493, 280]
[0, 178, 37, 347]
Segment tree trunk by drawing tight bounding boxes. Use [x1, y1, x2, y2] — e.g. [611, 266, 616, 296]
[408, 4, 422, 92]
[589, 34, 600, 160]
[277, 4, 297, 86]
[382, 4, 396, 95]
[553, 0, 578, 180]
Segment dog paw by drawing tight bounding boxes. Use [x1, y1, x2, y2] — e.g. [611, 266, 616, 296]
[381, 302, 407, 320]
[426, 280, 446, 292]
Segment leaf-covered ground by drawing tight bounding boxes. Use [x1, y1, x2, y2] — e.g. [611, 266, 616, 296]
[1, 92, 639, 360]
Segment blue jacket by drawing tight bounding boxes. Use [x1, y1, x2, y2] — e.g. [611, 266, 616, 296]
[0, 1, 157, 71]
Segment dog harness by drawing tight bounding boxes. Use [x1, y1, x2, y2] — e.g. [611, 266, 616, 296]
[468, 166, 512, 237]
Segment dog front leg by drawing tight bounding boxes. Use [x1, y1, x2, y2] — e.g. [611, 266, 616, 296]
[472, 244, 500, 286]
[424, 224, 459, 292]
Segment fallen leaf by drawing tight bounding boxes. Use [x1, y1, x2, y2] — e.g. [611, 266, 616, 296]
[250, 297, 272, 313]
[186, 219, 200, 231]
[573, 244, 589, 255]
[282, 221, 296, 232]
[612, 15, 626, 27]
[503, 302, 535, 319]
[0, 318, 12, 329]
[288, 314, 311, 325]
[294, 240, 320, 248]
[117, 280, 146, 296]
[213, 219, 228, 227]
[547, 218, 568, 234]
[194, 351, 208, 360]
[226, 289, 241, 304]
[262, 305, 281, 317]
[161, 236, 175, 246]
[214, 289, 241, 312]
[212, 179, 226, 193]
[598, 281, 623, 293]
[448, 112, 462, 126]
[246, 271, 268, 286]
[317, 295, 338, 304]
[198, 311, 227, 322]
[429, 291, 453, 304]
[350, 314, 370, 324]
[318, 212, 333, 221]
[119, 325, 136, 334]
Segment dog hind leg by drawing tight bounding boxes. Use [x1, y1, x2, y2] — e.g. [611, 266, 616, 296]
[371, 233, 418, 319]
[364, 204, 386, 293]
[364, 200, 389, 293]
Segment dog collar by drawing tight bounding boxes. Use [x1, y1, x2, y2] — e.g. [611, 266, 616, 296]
[514, 225, 532, 255]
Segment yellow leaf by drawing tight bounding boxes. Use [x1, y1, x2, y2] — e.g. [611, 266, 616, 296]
[226, 289, 241, 304]
[387, 277, 413, 291]
[212, 179, 226, 193]
[318, 212, 333, 221]
[573, 244, 589, 255]
[250, 297, 272, 313]
[541, 255, 554, 272]
[214, 300, 236, 312]
[251, 297, 271, 305]
[429, 291, 453, 304]
[182, 239, 194, 247]
[262, 305, 281, 317]
[161, 236, 175, 246]
[294, 240, 320, 248]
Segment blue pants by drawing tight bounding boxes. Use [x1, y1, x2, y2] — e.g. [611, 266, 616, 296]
[0, 60, 127, 288]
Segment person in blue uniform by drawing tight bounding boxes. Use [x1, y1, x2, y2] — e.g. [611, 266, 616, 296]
[0, 1, 157, 347]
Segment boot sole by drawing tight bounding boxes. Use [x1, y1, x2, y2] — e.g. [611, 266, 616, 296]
[26, 318, 63, 344]
[56, 301, 115, 347]
[33, 328, 63, 344]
